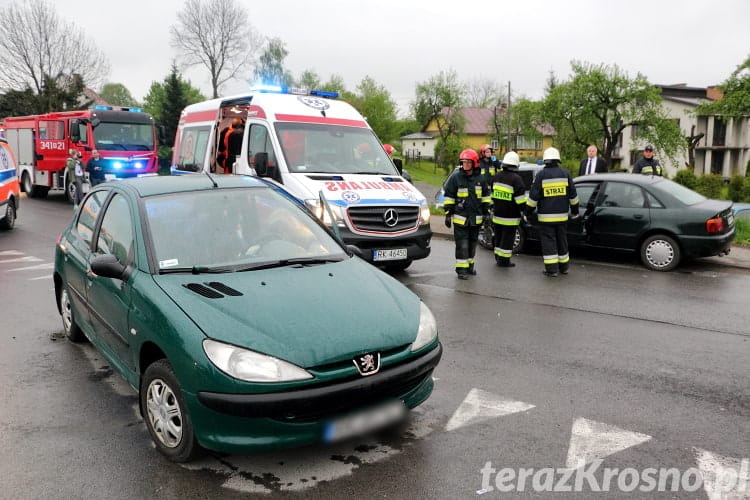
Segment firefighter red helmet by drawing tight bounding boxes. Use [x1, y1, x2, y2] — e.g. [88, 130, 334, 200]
[383, 144, 395, 157]
[459, 149, 479, 167]
[480, 144, 493, 156]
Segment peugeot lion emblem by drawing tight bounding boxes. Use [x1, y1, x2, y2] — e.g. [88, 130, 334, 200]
[383, 208, 399, 227]
[353, 352, 380, 376]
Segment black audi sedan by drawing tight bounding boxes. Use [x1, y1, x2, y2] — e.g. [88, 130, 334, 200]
[521, 174, 735, 271]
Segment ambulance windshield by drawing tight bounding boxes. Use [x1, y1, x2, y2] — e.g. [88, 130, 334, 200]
[276, 123, 398, 176]
[93, 122, 155, 152]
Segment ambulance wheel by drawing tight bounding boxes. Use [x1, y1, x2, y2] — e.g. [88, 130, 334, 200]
[384, 259, 412, 272]
[60, 286, 85, 342]
[0, 199, 15, 230]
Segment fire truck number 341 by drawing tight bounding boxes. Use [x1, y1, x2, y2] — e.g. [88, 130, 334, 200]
[39, 141, 66, 150]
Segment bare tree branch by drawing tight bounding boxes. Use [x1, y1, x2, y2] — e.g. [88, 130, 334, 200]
[170, 0, 263, 98]
[0, 0, 109, 93]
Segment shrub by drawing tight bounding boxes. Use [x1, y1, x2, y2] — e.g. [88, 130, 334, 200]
[694, 174, 724, 199]
[673, 169, 698, 190]
[728, 175, 745, 202]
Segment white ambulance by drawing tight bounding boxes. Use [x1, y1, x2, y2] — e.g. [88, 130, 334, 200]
[172, 86, 432, 271]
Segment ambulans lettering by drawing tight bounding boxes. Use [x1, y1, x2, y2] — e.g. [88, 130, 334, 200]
[324, 181, 411, 192]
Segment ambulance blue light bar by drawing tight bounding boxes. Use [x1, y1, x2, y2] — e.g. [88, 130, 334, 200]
[252, 85, 339, 99]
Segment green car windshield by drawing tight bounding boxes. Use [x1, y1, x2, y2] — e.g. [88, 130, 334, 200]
[144, 187, 347, 272]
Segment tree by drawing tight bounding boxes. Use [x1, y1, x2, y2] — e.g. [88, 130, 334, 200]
[99, 83, 139, 107]
[411, 70, 466, 170]
[0, 0, 109, 94]
[696, 55, 750, 118]
[464, 77, 503, 108]
[350, 77, 399, 143]
[170, 0, 263, 98]
[143, 64, 206, 146]
[295, 69, 322, 90]
[0, 88, 38, 117]
[253, 38, 293, 87]
[541, 61, 684, 166]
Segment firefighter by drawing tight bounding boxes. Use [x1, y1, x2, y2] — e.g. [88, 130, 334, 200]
[631, 144, 663, 176]
[490, 151, 527, 267]
[443, 149, 492, 279]
[478, 144, 499, 179]
[525, 147, 579, 277]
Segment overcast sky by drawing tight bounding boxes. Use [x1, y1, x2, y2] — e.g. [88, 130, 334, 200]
[4, 0, 749, 114]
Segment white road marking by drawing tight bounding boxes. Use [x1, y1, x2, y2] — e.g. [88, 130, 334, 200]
[5, 262, 55, 272]
[565, 417, 651, 469]
[0, 256, 43, 264]
[445, 388, 535, 432]
[0, 250, 24, 256]
[181, 409, 441, 494]
[695, 448, 750, 500]
[29, 275, 52, 281]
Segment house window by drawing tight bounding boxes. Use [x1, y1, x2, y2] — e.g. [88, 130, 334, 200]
[713, 118, 726, 146]
[491, 139, 499, 149]
[422, 142, 425, 146]
[629, 150, 639, 166]
[412, 142, 416, 147]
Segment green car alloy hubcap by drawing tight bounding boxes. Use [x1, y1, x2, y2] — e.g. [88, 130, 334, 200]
[146, 379, 183, 448]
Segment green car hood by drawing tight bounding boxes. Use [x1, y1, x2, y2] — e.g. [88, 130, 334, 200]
[153, 258, 420, 368]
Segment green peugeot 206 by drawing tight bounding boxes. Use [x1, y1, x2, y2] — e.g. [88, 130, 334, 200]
[53, 174, 441, 462]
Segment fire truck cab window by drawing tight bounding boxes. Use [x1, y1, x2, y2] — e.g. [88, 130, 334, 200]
[39, 121, 64, 140]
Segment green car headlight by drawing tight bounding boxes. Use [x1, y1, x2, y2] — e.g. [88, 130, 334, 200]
[203, 339, 313, 382]
[411, 302, 438, 352]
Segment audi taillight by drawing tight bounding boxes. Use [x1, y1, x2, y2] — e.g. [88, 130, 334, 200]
[705, 216, 725, 233]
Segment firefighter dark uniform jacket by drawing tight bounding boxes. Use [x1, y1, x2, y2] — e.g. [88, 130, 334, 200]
[490, 169, 527, 226]
[632, 157, 663, 176]
[478, 156, 499, 180]
[526, 165, 579, 222]
[443, 167, 491, 226]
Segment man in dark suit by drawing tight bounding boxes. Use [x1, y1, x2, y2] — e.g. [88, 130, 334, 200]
[578, 145, 608, 176]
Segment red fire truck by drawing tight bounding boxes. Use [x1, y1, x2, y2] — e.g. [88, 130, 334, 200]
[2, 106, 158, 202]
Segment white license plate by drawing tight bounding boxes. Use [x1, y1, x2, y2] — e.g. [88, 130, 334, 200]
[104, 174, 117, 181]
[373, 248, 407, 261]
[727, 214, 734, 226]
[137, 173, 158, 178]
[323, 400, 406, 443]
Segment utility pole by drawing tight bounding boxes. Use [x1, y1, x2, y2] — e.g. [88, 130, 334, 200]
[506, 81, 512, 153]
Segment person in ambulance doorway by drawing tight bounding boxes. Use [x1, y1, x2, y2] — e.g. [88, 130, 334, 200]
[478, 144, 499, 179]
[631, 144, 662, 176]
[490, 151, 527, 268]
[443, 149, 492, 280]
[218, 117, 244, 173]
[578, 144, 608, 176]
[525, 147, 579, 277]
